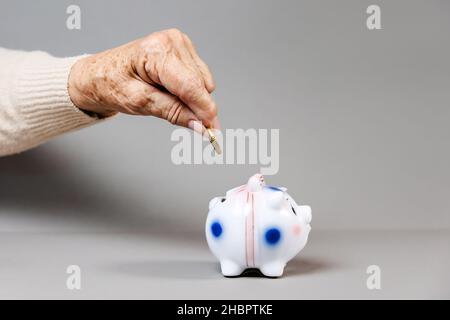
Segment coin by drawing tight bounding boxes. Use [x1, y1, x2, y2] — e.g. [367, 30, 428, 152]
[206, 128, 222, 155]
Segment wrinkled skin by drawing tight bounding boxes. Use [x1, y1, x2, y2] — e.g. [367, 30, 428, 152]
[68, 29, 219, 131]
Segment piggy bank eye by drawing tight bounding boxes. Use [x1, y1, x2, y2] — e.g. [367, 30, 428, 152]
[291, 205, 297, 215]
[286, 197, 296, 215]
[221, 198, 226, 203]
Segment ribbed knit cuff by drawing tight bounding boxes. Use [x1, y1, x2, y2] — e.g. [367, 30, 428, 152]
[13, 52, 100, 146]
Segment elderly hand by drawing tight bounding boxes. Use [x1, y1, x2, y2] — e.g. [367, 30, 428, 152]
[68, 29, 219, 131]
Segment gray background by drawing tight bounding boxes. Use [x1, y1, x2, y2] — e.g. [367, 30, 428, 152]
[0, 0, 449, 299]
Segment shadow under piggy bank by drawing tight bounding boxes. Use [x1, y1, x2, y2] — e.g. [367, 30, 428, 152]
[226, 257, 334, 278]
[108, 257, 334, 280]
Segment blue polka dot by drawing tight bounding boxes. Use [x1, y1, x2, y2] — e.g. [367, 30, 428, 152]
[265, 228, 281, 245]
[266, 186, 282, 192]
[211, 221, 223, 238]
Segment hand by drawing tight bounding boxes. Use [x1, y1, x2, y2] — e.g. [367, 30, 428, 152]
[68, 29, 220, 131]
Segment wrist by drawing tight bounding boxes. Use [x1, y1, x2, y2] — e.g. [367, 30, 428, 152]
[68, 56, 118, 118]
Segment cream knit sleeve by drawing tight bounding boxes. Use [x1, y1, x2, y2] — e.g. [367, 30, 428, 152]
[0, 48, 103, 156]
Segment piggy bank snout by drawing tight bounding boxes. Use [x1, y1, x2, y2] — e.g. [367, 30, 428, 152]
[298, 205, 312, 224]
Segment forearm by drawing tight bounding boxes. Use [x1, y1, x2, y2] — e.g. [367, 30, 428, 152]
[0, 30, 219, 157]
[0, 48, 101, 156]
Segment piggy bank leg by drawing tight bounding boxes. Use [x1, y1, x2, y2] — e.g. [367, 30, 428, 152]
[260, 261, 285, 277]
[220, 259, 244, 277]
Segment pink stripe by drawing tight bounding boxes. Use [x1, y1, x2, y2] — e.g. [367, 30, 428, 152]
[245, 192, 255, 267]
[245, 192, 251, 266]
[251, 193, 255, 266]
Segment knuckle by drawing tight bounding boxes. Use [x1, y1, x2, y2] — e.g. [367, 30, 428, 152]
[122, 88, 151, 114]
[204, 103, 218, 118]
[129, 94, 148, 109]
[167, 28, 180, 34]
[180, 78, 204, 101]
[144, 28, 185, 47]
[207, 79, 216, 92]
[181, 32, 191, 43]
[145, 31, 159, 41]
[142, 32, 169, 49]
[155, 31, 170, 43]
[166, 28, 183, 39]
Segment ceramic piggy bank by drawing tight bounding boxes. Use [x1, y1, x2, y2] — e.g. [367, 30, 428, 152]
[205, 174, 312, 277]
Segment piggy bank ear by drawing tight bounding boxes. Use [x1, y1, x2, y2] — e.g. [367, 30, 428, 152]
[209, 197, 222, 210]
[268, 191, 285, 210]
[298, 205, 312, 224]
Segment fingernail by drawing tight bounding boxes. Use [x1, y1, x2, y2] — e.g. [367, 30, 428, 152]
[188, 120, 206, 137]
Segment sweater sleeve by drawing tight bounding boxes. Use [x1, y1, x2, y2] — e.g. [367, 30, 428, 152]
[0, 48, 106, 156]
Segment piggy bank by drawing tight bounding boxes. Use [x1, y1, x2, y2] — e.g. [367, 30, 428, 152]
[205, 174, 312, 277]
